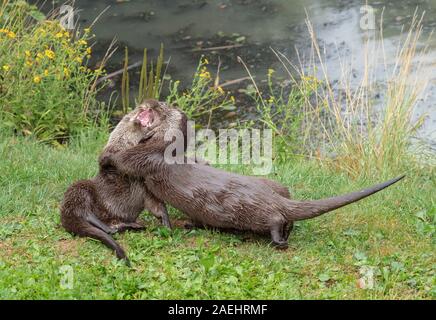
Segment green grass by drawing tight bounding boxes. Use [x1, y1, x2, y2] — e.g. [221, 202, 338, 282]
[0, 131, 434, 299]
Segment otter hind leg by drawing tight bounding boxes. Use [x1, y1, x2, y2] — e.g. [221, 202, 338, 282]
[270, 220, 289, 250]
[259, 178, 295, 239]
[282, 222, 294, 241]
[85, 213, 116, 234]
[83, 225, 130, 266]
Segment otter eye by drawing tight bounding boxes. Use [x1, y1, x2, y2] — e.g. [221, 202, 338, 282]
[139, 135, 152, 144]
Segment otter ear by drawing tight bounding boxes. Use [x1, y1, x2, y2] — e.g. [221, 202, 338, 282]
[121, 115, 131, 123]
[99, 151, 115, 170]
[158, 101, 169, 109]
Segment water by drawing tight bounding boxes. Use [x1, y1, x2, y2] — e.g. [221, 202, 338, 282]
[43, 0, 436, 145]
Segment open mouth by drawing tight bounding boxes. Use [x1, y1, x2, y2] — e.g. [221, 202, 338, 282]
[136, 108, 155, 127]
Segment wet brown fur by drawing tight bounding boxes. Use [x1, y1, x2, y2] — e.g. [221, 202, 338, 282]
[60, 99, 292, 261]
[108, 104, 404, 248]
[60, 100, 179, 263]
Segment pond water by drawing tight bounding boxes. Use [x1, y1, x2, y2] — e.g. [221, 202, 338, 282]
[43, 0, 436, 147]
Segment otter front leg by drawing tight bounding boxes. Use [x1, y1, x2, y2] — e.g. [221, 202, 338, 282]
[144, 194, 172, 230]
[111, 220, 146, 233]
[183, 220, 205, 230]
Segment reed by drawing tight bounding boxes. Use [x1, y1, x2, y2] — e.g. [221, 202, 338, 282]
[122, 44, 165, 113]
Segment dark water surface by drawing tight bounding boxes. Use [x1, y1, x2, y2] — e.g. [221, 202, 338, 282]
[41, 0, 436, 145]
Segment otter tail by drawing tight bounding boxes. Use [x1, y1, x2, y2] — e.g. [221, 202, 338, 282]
[285, 175, 405, 221]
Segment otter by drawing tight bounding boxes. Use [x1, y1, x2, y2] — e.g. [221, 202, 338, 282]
[106, 103, 405, 248]
[61, 99, 292, 263]
[60, 100, 185, 264]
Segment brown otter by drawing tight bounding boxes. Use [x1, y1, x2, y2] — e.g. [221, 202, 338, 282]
[61, 99, 291, 263]
[60, 100, 184, 264]
[106, 104, 405, 248]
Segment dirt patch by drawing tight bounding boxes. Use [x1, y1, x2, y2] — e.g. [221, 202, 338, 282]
[57, 239, 81, 257]
[0, 241, 14, 258]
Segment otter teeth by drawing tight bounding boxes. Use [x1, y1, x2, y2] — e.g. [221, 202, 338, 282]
[136, 109, 154, 127]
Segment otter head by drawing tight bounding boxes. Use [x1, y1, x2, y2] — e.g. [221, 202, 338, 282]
[104, 100, 162, 153]
[133, 99, 169, 133]
[104, 99, 187, 153]
[136, 99, 188, 151]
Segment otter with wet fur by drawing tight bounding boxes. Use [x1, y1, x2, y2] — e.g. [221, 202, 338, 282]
[108, 105, 405, 248]
[60, 100, 182, 264]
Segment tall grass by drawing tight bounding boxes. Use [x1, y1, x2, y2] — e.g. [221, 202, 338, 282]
[248, 13, 433, 178]
[237, 58, 316, 161]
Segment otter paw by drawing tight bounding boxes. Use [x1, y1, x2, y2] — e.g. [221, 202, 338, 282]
[272, 241, 289, 250]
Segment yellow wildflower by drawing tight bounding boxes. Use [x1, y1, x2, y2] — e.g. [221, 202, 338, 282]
[25, 60, 33, 67]
[2, 64, 10, 72]
[267, 96, 274, 104]
[199, 72, 210, 79]
[84, 28, 91, 34]
[216, 86, 225, 94]
[35, 27, 46, 35]
[302, 75, 319, 83]
[268, 68, 275, 77]
[94, 68, 106, 76]
[203, 58, 209, 65]
[199, 67, 211, 79]
[230, 96, 236, 103]
[63, 67, 70, 78]
[25, 50, 31, 57]
[55, 32, 64, 38]
[78, 39, 87, 46]
[0, 29, 16, 38]
[33, 76, 41, 84]
[75, 57, 83, 64]
[45, 49, 55, 59]
[86, 47, 92, 55]
[37, 52, 44, 59]
[44, 69, 49, 76]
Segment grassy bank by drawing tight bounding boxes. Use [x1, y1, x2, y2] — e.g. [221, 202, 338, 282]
[0, 1, 434, 300]
[0, 132, 434, 299]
